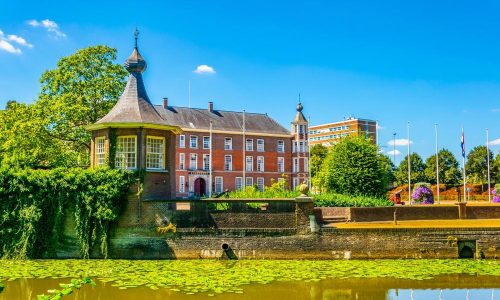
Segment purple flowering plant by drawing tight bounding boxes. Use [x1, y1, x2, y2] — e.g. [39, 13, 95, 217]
[411, 184, 434, 204]
[493, 188, 500, 203]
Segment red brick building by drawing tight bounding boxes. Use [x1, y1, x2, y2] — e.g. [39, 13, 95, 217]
[87, 40, 309, 199]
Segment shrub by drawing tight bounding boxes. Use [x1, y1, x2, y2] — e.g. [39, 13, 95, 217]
[493, 184, 500, 203]
[0, 167, 133, 259]
[411, 182, 434, 204]
[314, 193, 393, 207]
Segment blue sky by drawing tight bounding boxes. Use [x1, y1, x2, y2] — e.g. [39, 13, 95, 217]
[1, 0, 499, 165]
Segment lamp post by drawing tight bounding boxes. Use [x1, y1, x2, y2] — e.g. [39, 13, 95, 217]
[392, 133, 397, 165]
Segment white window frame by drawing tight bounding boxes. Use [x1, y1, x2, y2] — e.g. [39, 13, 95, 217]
[224, 137, 233, 150]
[179, 176, 185, 193]
[224, 155, 232, 171]
[246, 139, 253, 151]
[293, 157, 299, 172]
[115, 136, 137, 170]
[146, 136, 165, 169]
[246, 156, 253, 172]
[246, 177, 254, 187]
[95, 136, 106, 166]
[179, 135, 185, 148]
[235, 177, 243, 190]
[203, 154, 210, 171]
[190, 135, 198, 149]
[179, 153, 185, 170]
[277, 157, 285, 173]
[257, 156, 264, 172]
[215, 176, 223, 194]
[203, 136, 210, 149]
[257, 177, 265, 192]
[189, 153, 197, 170]
[304, 157, 309, 173]
[293, 177, 299, 189]
[277, 140, 284, 153]
[257, 139, 265, 152]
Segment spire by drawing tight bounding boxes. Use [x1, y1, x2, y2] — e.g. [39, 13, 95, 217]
[292, 95, 307, 124]
[125, 28, 147, 73]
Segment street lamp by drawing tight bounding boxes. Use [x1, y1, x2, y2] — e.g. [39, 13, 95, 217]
[392, 133, 397, 165]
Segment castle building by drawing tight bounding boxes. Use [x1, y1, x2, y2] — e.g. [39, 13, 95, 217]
[308, 117, 377, 147]
[87, 36, 309, 199]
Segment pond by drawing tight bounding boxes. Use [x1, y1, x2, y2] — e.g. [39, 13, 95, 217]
[0, 260, 499, 299]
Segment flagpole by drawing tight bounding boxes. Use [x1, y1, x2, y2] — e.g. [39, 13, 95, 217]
[462, 128, 466, 203]
[308, 116, 312, 191]
[407, 122, 411, 205]
[242, 110, 246, 189]
[486, 128, 491, 203]
[209, 121, 213, 196]
[435, 124, 440, 204]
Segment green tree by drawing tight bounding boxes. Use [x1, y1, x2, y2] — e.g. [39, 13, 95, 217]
[0, 46, 127, 168]
[379, 154, 396, 186]
[495, 153, 500, 183]
[395, 153, 427, 185]
[466, 146, 498, 188]
[318, 136, 389, 196]
[37, 45, 127, 164]
[310, 144, 328, 178]
[424, 149, 461, 185]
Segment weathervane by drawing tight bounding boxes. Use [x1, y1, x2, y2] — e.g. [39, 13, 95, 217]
[134, 28, 139, 48]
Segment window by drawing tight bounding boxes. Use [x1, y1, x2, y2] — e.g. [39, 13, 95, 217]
[257, 139, 264, 152]
[215, 177, 223, 193]
[235, 177, 243, 190]
[257, 177, 264, 192]
[246, 177, 253, 187]
[277, 140, 284, 153]
[292, 141, 297, 153]
[203, 154, 210, 171]
[146, 137, 165, 169]
[257, 156, 264, 172]
[299, 125, 305, 134]
[224, 155, 232, 171]
[299, 142, 304, 153]
[293, 158, 299, 172]
[179, 176, 185, 193]
[304, 157, 309, 172]
[203, 136, 210, 149]
[179, 153, 185, 170]
[190, 135, 198, 148]
[179, 135, 185, 148]
[224, 137, 232, 150]
[246, 139, 253, 151]
[189, 153, 197, 170]
[293, 177, 299, 189]
[95, 137, 106, 166]
[277, 157, 285, 173]
[115, 136, 137, 169]
[246, 156, 253, 172]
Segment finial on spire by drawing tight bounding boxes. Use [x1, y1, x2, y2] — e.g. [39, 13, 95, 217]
[297, 93, 303, 112]
[134, 27, 139, 48]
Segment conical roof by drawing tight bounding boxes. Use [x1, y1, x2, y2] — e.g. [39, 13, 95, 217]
[292, 102, 307, 123]
[91, 45, 169, 128]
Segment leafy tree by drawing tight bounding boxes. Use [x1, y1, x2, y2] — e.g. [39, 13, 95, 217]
[0, 45, 127, 168]
[379, 154, 396, 186]
[318, 136, 389, 197]
[495, 153, 500, 183]
[424, 149, 461, 185]
[310, 144, 328, 178]
[37, 45, 127, 163]
[466, 146, 498, 188]
[395, 153, 427, 185]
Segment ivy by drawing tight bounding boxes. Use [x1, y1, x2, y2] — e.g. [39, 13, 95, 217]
[107, 129, 117, 168]
[0, 167, 133, 259]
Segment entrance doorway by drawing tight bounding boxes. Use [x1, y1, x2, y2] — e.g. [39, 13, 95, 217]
[194, 178, 206, 197]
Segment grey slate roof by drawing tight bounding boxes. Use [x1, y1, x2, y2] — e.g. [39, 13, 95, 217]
[155, 106, 290, 135]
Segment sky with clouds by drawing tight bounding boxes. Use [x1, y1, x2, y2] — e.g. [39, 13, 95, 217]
[0, 0, 499, 165]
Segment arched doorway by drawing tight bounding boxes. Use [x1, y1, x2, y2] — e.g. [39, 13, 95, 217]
[194, 177, 206, 197]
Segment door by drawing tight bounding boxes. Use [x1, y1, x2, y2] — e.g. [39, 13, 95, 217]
[194, 178, 206, 197]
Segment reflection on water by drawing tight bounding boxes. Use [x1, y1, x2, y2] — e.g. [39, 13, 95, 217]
[1, 275, 498, 300]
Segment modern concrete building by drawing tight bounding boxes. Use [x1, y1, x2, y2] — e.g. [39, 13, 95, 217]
[308, 117, 377, 147]
[87, 36, 309, 199]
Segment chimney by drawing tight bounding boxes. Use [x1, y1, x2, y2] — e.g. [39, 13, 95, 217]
[208, 101, 214, 112]
[163, 97, 168, 109]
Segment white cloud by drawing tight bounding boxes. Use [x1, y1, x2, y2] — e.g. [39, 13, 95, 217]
[0, 30, 22, 54]
[489, 138, 500, 146]
[28, 19, 66, 37]
[7, 34, 33, 48]
[193, 64, 216, 74]
[387, 139, 413, 147]
[492, 108, 500, 113]
[386, 149, 402, 156]
[376, 124, 384, 130]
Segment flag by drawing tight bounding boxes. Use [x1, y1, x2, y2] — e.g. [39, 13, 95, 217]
[461, 130, 465, 158]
